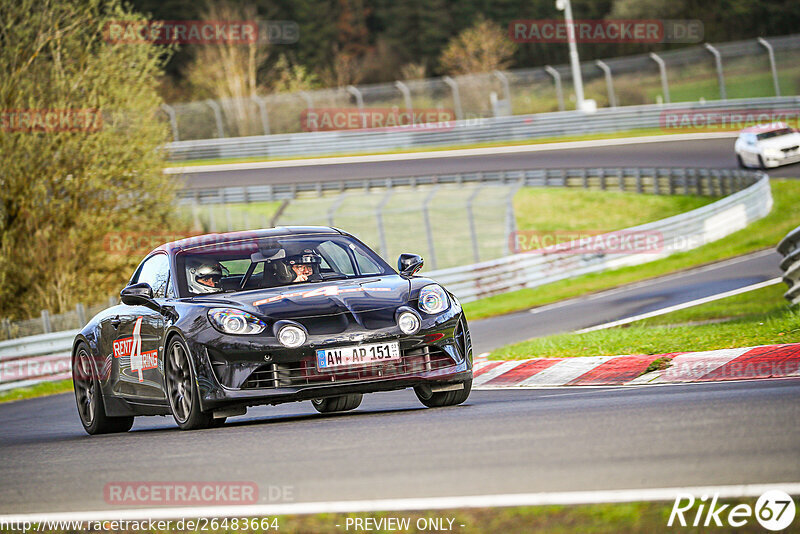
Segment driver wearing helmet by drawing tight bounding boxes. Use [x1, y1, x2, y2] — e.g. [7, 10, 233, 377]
[186, 258, 223, 294]
[285, 250, 321, 283]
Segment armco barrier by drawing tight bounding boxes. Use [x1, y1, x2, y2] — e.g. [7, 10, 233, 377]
[427, 172, 772, 302]
[164, 96, 800, 161]
[0, 170, 772, 390]
[778, 225, 800, 305]
[0, 331, 76, 392]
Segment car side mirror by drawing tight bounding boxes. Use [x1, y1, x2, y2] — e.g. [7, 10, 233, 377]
[398, 253, 424, 276]
[120, 282, 156, 307]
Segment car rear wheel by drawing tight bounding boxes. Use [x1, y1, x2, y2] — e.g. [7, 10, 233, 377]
[311, 394, 363, 413]
[73, 344, 134, 435]
[414, 379, 472, 408]
[737, 154, 747, 168]
[166, 337, 214, 430]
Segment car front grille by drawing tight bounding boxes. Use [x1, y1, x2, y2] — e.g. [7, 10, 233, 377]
[241, 344, 455, 390]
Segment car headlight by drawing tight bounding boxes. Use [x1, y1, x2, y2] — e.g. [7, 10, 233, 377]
[418, 284, 449, 314]
[208, 308, 266, 335]
[277, 324, 307, 348]
[398, 311, 421, 334]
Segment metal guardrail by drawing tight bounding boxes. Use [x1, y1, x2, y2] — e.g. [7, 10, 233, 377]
[0, 168, 771, 391]
[427, 172, 772, 302]
[177, 166, 761, 204]
[778, 226, 800, 305]
[0, 331, 76, 392]
[165, 96, 800, 161]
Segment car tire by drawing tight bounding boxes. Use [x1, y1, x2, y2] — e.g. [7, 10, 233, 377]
[758, 155, 766, 169]
[73, 343, 134, 435]
[165, 336, 214, 430]
[737, 154, 747, 169]
[311, 394, 363, 413]
[414, 379, 472, 408]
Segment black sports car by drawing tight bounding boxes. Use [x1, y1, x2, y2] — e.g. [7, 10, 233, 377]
[72, 226, 473, 433]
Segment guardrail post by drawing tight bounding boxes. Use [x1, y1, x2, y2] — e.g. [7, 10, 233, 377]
[544, 66, 565, 112]
[395, 81, 414, 116]
[346, 85, 366, 128]
[76, 303, 86, 328]
[422, 186, 439, 270]
[204, 99, 226, 138]
[2, 318, 12, 339]
[41, 310, 52, 334]
[704, 43, 727, 101]
[504, 181, 523, 256]
[327, 193, 347, 227]
[108, 296, 117, 308]
[757, 38, 781, 97]
[493, 70, 512, 109]
[251, 95, 271, 135]
[442, 76, 463, 121]
[594, 60, 616, 108]
[648, 53, 670, 104]
[375, 187, 393, 258]
[466, 186, 483, 263]
[161, 104, 179, 142]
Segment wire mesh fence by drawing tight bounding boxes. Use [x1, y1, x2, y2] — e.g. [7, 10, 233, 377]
[161, 34, 800, 141]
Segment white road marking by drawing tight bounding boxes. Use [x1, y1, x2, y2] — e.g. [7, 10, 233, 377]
[526, 249, 778, 316]
[3, 483, 799, 522]
[575, 277, 782, 334]
[164, 132, 739, 174]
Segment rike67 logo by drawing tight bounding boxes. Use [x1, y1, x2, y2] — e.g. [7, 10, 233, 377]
[112, 317, 158, 382]
[669, 490, 796, 530]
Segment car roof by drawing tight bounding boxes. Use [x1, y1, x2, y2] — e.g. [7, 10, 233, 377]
[153, 226, 345, 255]
[741, 122, 791, 134]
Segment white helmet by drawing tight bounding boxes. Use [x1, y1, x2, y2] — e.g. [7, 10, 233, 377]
[186, 258, 223, 294]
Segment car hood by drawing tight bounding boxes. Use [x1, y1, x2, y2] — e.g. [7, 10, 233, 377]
[192, 276, 412, 320]
[757, 133, 800, 149]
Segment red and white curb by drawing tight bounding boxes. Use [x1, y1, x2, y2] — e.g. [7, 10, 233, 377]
[473, 343, 800, 388]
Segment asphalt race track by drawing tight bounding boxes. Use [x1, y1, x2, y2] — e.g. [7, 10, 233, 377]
[1, 136, 798, 516]
[176, 137, 800, 189]
[469, 249, 781, 354]
[1, 379, 799, 514]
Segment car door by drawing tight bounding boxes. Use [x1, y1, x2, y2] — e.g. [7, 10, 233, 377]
[112, 253, 170, 401]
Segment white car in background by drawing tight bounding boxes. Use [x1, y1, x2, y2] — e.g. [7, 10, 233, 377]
[734, 122, 800, 169]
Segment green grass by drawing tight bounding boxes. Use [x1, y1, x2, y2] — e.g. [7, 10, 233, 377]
[490, 283, 799, 360]
[514, 189, 711, 232]
[463, 179, 800, 321]
[0, 378, 73, 404]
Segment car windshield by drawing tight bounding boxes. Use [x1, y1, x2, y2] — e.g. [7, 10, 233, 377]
[756, 128, 793, 140]
[177, 234, 391, 296]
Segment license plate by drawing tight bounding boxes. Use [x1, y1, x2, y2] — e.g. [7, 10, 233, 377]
[316, 341, 400, 371]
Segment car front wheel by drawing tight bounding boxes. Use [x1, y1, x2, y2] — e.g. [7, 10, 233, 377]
[312, 394, 363, 413]
[165, 336, 214, 430]
[414, 379, 472, 408]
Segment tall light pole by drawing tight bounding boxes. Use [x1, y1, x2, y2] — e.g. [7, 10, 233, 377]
[556, 0, 586, 111]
